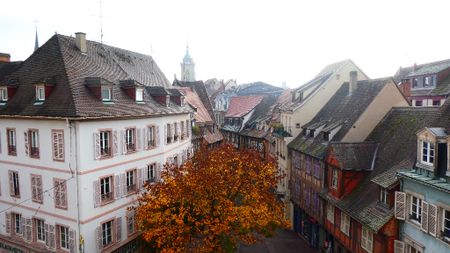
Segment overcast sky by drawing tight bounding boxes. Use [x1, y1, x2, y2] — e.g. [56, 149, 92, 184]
[1, 0, 450, 88]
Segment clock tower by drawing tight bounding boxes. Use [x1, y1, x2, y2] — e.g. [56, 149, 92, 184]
[181, 46, 196, 82]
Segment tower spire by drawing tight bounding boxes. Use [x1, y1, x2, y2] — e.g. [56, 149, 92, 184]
[33, 19, 39, 52]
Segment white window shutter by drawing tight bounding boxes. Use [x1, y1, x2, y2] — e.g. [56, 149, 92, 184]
[121, 130, 127, 154]
[394, 191, 406, 220]
[45, 223, 49, 247]
[25, 218, 32, 242]
[421, 201, 429, 232]
[155, 125, 160, 147]
[164, 124, 167, 145]
[8, 171, 13, 196]
[120, 174, 126, 197]
[187, 120, 191, 137]
[428, 203, 437, 237]
[157, 163, 162, 181]
[69, 229, 75, 253]
[176, 123, 180, 140]
[31, 176, 37, 201]
[49, 225, 56, 249]
[20, 215, 25, 236]
[394, 240, 405, 253]
[24, 131, 29, 156]
[5, 213, 10, 234]
[116, 217, 122, 242]
[144, 127, 148, 150]
[93, 180, 100, 208]
[136, 128, 142, 151]
[113, 130, 119, 156]
[37, 176, 43, 202]
[114, 175, 120, 199]
[138, 168, 144, 189]
[170, 123, 175, 139]
[95, 226, 103, 252]
[93, 133, 100, 160]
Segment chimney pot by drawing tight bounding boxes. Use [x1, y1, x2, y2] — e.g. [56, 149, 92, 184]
[75, 32, 87, 54]
[349, 71, 358, 96]
[0, 53, 11, 63]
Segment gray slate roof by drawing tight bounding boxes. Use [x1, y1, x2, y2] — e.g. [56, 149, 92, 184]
[0, 34, 189, 118]
[393, 58, 450, 83]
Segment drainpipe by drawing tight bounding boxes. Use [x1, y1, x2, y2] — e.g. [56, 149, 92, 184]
[68, 119, 82, 253]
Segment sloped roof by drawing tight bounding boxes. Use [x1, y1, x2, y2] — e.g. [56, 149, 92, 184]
[393, 58, 450, 83]
[203, 129, 223, 144]
[371, 159, 413, 189]
[333, 106, 441, 231]
[0, 34, 188, 118]
[328, 142, 379, 171]
[173, 80, 215, 121]
[176, 86, 213, 124]
[236, 81, 283, 96]
[225, 95, 264, 118]
[288, 78, 391, 158]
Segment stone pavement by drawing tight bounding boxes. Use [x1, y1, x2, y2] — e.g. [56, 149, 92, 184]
[238, 229, 319, 253]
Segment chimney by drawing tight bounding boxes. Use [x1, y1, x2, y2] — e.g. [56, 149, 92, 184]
[0, 53, 11, 63]
[75, 32, 87, 54]
[349, 71, 358, 96]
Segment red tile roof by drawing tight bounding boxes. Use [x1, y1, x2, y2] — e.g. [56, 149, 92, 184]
[225, 95, 264, 117]
[177, 87, 213, 123]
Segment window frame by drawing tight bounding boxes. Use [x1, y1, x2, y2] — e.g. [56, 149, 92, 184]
[9, 170, 20, 198]
[28, 129, 40, 158]
[361, 226, 373, 252]
[147, 125, 155, 148]
[146, 163, 156, 183]
[36, 86, 45, 101]
[340, 212, 350, 236]
[6, 128, 16, 156]
[380, 187, 388, 205]
[54, 178, 68, 209]
[101, 86, 112, 101]
[12, 212, 22, 236]
[421, 140, 434, 165]
[331, 168, 339, 189]
[35, 218, 46, 242]
[125, 128, 136, 153]
[100, 176, 114, 204]
[166, 123, 172, 144]
[410, 195, 422, 224]
[52, 129, 65, 161]
[0, 86, 7, 102]
[58, 225, 70, 250]
[135, 88, 144, 102]
[326, 203, 335, 224]
[30, 174, 43, 204]
[101, 219, 114, 247]
[99, 130, 112, 158]
[442, 208, 450, 242]
[126, 169, 137, 194]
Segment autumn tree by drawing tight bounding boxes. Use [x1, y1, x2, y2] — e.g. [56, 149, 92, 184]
[135, 143, 288, 252]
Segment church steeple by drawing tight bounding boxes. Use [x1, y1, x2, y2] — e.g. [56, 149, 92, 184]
[181, 45, 196, 81]
[34, 26, 39, 52]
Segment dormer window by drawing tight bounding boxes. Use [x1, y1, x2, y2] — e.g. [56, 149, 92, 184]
[421, 140, 435, 165]
[0, 87, 7, 102]
[136, 88, 144, 102]
[36, 85, 45, 101]
[380, 187, 388, 205]
[101, 86, 112, 101]
[180, 96, 185, 106]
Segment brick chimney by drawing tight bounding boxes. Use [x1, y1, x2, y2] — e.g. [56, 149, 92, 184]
[75, 32, 87, 54]
[349, 71, 358, 96]
[0, 53, 11, 63]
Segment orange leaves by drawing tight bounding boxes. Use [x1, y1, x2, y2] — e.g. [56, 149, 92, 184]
[135, 143, 288, 252]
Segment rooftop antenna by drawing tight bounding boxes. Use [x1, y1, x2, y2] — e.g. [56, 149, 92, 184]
[99, 0, 104, 43]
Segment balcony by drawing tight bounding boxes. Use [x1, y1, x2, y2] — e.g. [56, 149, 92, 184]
[30, 147, 39, 158]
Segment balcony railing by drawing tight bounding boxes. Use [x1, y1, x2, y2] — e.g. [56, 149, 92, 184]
[30, 147, 39, 157]
[8, 145, 16, 155]
[101, 147, 111, 157]
[126, 143, 135, 152]
[127, 184, 136, 193]
[101, 192, 113, 202]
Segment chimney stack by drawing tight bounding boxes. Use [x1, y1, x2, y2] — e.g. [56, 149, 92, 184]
[75, 32, 87, 54]
[0, 53, 11, 63]
[349, 71, 358, 96]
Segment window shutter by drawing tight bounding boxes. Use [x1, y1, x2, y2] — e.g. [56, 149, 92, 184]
[137, 168, 143, 189]
[143, 166, 149, 183]
[49, 225, 55, 249]
[157, 163, 162, 181]
[127, 211, 133, 235]
[95, 226, 103, 252]
[394, 240, 405, 253]
[69, 229, 75, 253]
[394, 191, 406, 220]
[58, 131, 64, 160]
[93, 133, 100, 160]
[144, 127, 149, 150]
[5, 213, 10, 234]
[54, 180, 61, 207]
[164, 124, 167, 145]
[37, 176, 43, 202]
[20, 215, 25, 237]
[155, 126, 160, 147]
[93, 180, 100, 208]
[113, 130, 119, 156]
[121, 130, 127, 154]
[8, 171, 13, 196]
[52, 131, 58, 159]
[176, 123, 180, 140]
[116, 217, 122, 242]
[187, 120, 191, 137]
[121, 174, 126, 197]
[24, 131, 29, 156]
[170, 123, 175, 139]
[421, 201, 429, 232]
[31, 175, 37, 201]
[114, 175, 120, 199]
[25, 218, 32, 242]
[428, 203, 437, 237]
[45, 223, 49, 247]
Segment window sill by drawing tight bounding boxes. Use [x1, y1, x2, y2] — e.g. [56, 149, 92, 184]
[30, 155, 40, 159]
[125, 150, 137, 155]
[100, 199, 115, 206]
[10, 195, 20, 199]
[100, 155, 113, 160]
[34, 101, 44, 105]
[55, 205, 68, 210]
[8, 152, 17, 156]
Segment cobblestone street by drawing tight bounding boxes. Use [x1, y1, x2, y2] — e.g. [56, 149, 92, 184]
[238, 230, 319, 253]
